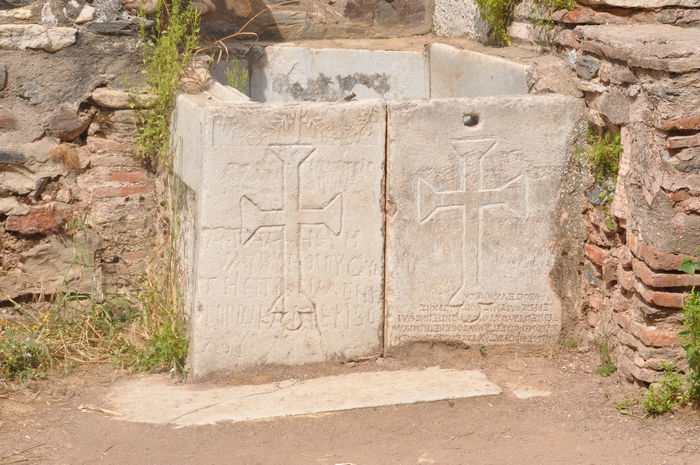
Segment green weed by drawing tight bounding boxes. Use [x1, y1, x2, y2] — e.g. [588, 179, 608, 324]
[129, 0, 200, 375]
[225, 57, 249, 94]
[615, 259, 700, 415]
[474, 0, 517, 46]
[595, 338, 616, 377]
[680, 285, 700, 402]
[0, 295, 138, 382]
[642, 364, 687, 414]
[136, 0, 200, 168]
[531, 0, 576, 30]
[578, 127, 622, 186]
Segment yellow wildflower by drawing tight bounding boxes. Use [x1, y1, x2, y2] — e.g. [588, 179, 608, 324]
[7, 356, 12, 361]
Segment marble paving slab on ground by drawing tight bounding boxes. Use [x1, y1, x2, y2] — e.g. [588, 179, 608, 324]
[106, 367, 502, 426]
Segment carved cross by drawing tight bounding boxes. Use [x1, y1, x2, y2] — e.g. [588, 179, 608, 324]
[241, 146, 342, 331]
[419, 138, 528, 313]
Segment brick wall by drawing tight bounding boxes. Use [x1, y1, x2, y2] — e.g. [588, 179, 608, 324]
[509, 3, 700, 383]
[0, 1, 154, 315]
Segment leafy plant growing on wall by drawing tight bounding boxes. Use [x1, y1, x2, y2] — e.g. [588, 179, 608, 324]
[136, 0, 200, 168]
[128, 0, 201, 374]
[475, 0, 576, 46]
[530, 0, 576, 30]
[474, 0, 518, 45]
[577, 126, 622, 229]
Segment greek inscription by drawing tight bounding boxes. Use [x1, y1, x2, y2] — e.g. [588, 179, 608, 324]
[241, 146, 342, 332]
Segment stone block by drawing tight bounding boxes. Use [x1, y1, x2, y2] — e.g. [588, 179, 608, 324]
[579, 24, 700, 73]
[47, 104, 93, 142]
[250, 46, 429, 102]
[185, 99, 386, 375]
[0, 136, 68, 195]
[432, 0, 489, 40]
[0, 197, 29, 216]
[91, 88, 154, 109]
[598, 89, 629, 125]
[0, 230, 104, 300]
[385, 95, 583, 348]
[429, 43, 530, 98]
[576, 56, 600, 80]
[0, 25, 76, 52]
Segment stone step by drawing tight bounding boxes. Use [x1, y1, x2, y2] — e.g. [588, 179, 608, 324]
[106, 368, 503, 426]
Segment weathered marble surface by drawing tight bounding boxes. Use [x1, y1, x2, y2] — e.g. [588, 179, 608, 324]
[174, 95, 386, 375]
[385, 95, 584, 348]
[430, 43, 530, 98]
[250, 46, 429, 102]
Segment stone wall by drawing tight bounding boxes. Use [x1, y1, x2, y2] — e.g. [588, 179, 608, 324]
[1, 1, 154, 315]
[507, 3, 700, 383]
[194, 0, 492, 41]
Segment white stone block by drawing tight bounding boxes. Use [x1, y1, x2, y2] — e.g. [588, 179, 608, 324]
[386, 95, 583, 349]
[188, 100, 386, 375]
[251, 46, 429, 102]
[430, 43, 530, 98]
[433, 0, 489, 40]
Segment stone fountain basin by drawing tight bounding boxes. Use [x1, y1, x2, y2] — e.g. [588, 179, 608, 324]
[173, 43, 583, 377]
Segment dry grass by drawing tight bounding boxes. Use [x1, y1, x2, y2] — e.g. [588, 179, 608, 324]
[49, 143, 81, 172]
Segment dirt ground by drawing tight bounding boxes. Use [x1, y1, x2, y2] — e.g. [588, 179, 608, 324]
[1, 345, 699, 465]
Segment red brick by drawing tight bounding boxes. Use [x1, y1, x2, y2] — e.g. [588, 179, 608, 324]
[587, 311, 600, 327]
[92, 185, 153, 198]
[660, 116, 700, 132]
[613, 312, 630, 330]
[584, 242, 608, 267]
[5, 204, 74, 235]
[630, 321, 681, 348]
[678, 197, 700, 214]
[618, 245, 632, 268]
[590, 295, 605, 311]
[86, 137, 129, 152]
[88, 153, 140, 168]
[553, 29, 581, 49]
[630, 234, 684, 271]
[633, 257, 700, 288]
[634, 281, 685, 309]
[106, 171, 148, 183]
[122, 250, 148, 261]
[552, 8, 623, 25]
[668, 190, 692, 203]
[617, 265, 635, 291]
[602, 257, 618, 285]
[0, 110, 17, 132]
[668, 134, 700, 149]
[610, 290, 630, 312]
